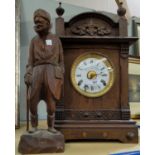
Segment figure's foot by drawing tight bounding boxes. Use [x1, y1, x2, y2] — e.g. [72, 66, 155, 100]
[48, 127, 57, 133]
[29, 127, 37, 133]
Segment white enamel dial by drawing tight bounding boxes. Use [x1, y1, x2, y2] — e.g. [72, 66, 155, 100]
[71, 52, 114, 97]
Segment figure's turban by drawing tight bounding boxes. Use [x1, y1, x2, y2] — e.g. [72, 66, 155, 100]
[33, 9, 51, 24]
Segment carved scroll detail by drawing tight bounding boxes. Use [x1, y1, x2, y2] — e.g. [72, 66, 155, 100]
[71, 23, 111, 36]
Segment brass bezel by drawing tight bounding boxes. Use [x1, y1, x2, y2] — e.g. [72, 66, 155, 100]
[70, 52, 115, 98]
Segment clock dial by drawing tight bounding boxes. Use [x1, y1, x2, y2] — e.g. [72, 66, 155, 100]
[71, 52, 115, 97]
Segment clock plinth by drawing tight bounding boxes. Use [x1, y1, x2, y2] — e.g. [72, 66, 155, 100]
[55, 10, 139, 143]
[55, 120, 138, 143]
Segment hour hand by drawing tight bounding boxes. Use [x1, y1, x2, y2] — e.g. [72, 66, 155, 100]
[97, 72, 107, 76]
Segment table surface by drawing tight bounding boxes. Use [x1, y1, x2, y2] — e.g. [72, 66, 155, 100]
[15, 120, 140, 155]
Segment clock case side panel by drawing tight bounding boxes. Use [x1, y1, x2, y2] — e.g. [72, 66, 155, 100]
[120, 44, 131, 120]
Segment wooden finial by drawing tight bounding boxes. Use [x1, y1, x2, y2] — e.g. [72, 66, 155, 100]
[56, 2, 65, 17]
[120, 2, 123, 6]
[117, 2, 126, 17]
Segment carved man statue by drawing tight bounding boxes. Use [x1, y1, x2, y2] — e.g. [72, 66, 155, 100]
[24, 9, 64, 133]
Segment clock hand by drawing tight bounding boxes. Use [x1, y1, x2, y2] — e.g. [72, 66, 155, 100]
[96, 72, 107, 76]
[87, 71, 107, 80]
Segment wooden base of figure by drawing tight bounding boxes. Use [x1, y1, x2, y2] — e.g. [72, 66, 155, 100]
[55, 120, 138, 143]
[18, 129, 65, 154]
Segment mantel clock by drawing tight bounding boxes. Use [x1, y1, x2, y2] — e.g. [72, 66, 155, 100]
[55, 3, 138, 143]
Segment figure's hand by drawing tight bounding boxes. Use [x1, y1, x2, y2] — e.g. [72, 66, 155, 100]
[24, 73, 32, 86]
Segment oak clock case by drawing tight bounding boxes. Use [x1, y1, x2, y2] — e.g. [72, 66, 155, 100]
[71, 52, 114, 98]
[55, 10, 139, 143]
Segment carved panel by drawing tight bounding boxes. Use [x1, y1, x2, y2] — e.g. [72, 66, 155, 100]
[65, 12, 119, 36]
[71, 23, 111, 36]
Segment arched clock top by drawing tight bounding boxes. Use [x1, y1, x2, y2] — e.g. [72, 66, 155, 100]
[67, 12, 118, 27]
[65, 12, 119, 37]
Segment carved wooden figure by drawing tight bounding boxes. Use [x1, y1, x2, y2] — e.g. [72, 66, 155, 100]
[18, 9, 65, 154]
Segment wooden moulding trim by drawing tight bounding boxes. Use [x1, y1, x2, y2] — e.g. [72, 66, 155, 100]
[60, 36, 138, 45]
[55, 125, 137, 129]
[128, 57, 140, 64]
[55, 120, 137, 125]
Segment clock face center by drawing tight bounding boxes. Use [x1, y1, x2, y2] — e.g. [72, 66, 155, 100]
[87, 70, 97, 79]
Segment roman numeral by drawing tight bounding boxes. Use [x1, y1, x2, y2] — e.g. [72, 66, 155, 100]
[97, 85, 101, 89]
[91, 85, 94, 91]
[76, 74, 81, 77]
[97, 63, 100, 66]
[84, 62, 87, 65]
[93, 81, 97, 84]
[78, 67, 82, 70]
[101, 79, 106, 86]
[84, 85, 89, 91]
[78, 80, 83, 86]
[90, 60, 93, 63]
[101, 67, 105, 70]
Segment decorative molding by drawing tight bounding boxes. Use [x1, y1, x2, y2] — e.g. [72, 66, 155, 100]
[55, 109, 65, 120]
[121, 109, 130, 120]
[55, 109, 122, 120]
[71, 23, 111, 36]
[120, 44, 129, 58]
[128, 57, 140, 64]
